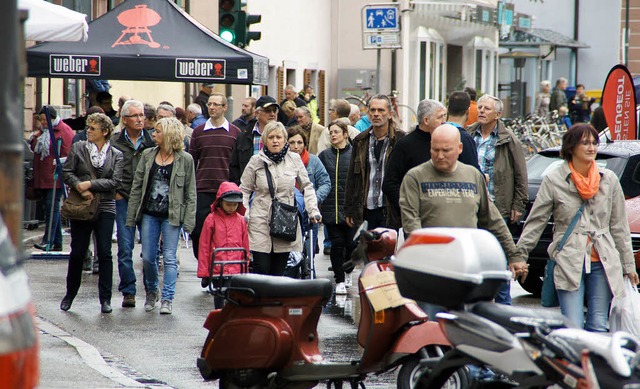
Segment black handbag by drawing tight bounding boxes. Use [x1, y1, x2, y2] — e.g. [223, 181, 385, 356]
[264, 162, 298, 242]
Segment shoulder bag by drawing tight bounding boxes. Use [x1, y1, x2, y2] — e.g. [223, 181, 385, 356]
[264, 162, 298, 242]
[61, 148, 100, 222]
[541, 201, 586, 307]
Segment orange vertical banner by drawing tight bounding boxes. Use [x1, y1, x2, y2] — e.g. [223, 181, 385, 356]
[601, 64, 637, 140]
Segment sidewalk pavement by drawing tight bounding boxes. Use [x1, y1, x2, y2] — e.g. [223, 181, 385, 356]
[23, 224, 142, 389]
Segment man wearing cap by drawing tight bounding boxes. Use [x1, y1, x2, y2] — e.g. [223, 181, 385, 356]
[195, 83, 215, 119]
[189, 93, 241, 260]
[229, 95, 279, 184]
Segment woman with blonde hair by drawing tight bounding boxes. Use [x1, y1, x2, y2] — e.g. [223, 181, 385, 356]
[61, 113, 123, 313]
[240, 121, 322, 275]
[126, 117, 196, 314]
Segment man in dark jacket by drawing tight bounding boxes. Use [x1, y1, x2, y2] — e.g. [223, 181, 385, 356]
[111, 100, 155, 308]
[383, 98, 479, 230]
[194, 83, 214, 119]
[344, 94, 405, 229]
[229, 95, 279, 183]
[231, 97, 257, 132]
[278, 84, 306, 124]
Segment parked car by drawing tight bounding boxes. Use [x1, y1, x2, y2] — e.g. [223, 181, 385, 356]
[0, 215, 38, 388]
[511, 141, 640, 296]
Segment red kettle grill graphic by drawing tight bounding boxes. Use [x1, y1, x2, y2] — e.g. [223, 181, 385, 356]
[112, 4, 163, 48]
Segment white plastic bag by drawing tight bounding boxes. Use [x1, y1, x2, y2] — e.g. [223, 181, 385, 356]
[609, 278, 640, 337]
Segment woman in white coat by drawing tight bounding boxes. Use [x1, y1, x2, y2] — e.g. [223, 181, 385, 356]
[240, 121, 321, 275]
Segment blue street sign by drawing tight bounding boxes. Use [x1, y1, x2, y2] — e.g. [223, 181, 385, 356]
[365, 7, 398, 30]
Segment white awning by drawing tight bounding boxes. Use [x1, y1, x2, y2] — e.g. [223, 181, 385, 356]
[19, 0, 89, 42]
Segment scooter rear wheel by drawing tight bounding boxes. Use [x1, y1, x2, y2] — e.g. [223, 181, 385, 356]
[397, 353, 470, 389]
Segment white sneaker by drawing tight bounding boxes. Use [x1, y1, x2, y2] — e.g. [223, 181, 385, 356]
[335, 282, 347, 295]
[344, 274, 352, 288]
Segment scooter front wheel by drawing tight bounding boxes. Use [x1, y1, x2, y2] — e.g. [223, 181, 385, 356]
[397, 354, 470, 389]
[218, 370, 270, 389]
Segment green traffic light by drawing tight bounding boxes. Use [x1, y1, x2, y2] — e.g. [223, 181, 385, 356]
[220, 29, 235, 43]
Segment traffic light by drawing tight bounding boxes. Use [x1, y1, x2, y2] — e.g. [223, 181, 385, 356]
[218, 0, 241, 45]
[218, 0, 261, 48]
[243, 13, 262, 47]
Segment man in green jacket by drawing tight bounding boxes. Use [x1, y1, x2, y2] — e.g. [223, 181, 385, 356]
[467, 94, 528, 305]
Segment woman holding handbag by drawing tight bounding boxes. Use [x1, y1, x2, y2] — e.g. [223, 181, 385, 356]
[516, 123, 639, 331]
[126, 117, 196, 315]
[60, 113, 123, 313]
[240, 121, 321, 276]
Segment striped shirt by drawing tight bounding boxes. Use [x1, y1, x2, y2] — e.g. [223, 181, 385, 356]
[190, 119, 241, 193]
[94, 165, 116, 215]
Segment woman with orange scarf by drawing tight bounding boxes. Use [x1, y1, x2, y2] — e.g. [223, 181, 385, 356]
[517, 124, 639, 331]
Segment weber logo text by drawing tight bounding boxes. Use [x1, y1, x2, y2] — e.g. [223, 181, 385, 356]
[50, 55, 100, 76]
[175, 58, 225, 80]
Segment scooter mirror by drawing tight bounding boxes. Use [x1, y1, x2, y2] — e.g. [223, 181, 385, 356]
[353, 221, 369, 242]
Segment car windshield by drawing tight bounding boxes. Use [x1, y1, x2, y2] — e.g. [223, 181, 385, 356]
[527, 153, 628, 184]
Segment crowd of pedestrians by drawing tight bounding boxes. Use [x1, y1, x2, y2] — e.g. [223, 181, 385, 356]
[28, 83, 638, 332]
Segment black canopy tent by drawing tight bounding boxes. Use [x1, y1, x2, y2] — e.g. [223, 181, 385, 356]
[26, 0, 268, 85]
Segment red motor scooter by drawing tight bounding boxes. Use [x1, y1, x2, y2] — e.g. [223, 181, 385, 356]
[197, 222, 459, 388]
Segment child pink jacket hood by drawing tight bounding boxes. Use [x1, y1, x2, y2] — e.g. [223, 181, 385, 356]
[197, 181, 249, 278]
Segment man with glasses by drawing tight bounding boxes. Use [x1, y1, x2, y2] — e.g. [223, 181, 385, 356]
[189, 93, 241, 261]
[467, 94, 528, 305]
[316, 99, 360, 154]
[112, 100, 155, 308]
[229, 95, 280, 184]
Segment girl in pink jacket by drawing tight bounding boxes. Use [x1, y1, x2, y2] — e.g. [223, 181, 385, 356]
[197, 181, 250, 287]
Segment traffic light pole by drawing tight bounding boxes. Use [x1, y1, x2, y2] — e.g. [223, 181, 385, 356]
[0, 1, 26, 249]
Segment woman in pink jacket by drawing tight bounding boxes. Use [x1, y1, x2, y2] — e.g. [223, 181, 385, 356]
[197, 181, 250, 289]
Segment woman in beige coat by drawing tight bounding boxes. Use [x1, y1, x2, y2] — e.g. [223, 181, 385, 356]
[517, 124, 639, 331]
[240, 121, 321, 275]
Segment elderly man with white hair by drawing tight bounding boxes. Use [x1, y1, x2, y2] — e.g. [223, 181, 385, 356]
[187, 103, 206, 130]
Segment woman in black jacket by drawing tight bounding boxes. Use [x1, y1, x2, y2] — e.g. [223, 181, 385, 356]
[61, 113, 124, 313]
[318, 120, 354, 295]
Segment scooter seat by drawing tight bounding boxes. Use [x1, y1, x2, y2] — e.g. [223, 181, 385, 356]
[229, 274, 333, 299]
[470, 301, 576, 333]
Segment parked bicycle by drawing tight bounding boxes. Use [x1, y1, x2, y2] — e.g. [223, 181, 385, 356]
[503, 110, 568, 159]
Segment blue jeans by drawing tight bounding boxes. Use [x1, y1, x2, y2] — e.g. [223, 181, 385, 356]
[494, 281, 512, 305]
[141, 214, 180, 301]
[115, 198, 136, 296]
[557, 261, 612, 332]
[43, 188, 63, 246]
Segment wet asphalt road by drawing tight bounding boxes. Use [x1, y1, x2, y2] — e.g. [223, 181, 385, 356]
[26, 229, 540, 389]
